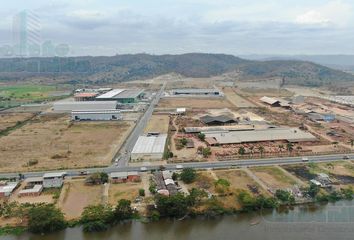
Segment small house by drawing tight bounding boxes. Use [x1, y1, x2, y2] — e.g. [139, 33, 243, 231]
[43, 172, 66, 188]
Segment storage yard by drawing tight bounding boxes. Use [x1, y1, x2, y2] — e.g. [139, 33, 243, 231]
[0, 114, 134, 172]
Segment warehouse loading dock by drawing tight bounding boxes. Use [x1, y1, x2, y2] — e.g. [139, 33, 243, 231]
[71, 110, 122, 121]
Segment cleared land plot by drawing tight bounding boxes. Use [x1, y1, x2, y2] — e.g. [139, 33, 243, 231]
[158, 98, 233, 109]
[251, 167, 297, 189]
[223, 87, 256, 108]
[144, 115, 170, 134]
[0, 114, 134, 172]
[318, 161, 354, 185]
[214, 169, 265, 193]
[283, 164, 327, 181]
[59, 181, 102, 220]
[185, 171, 217, 194]
[108, 182, 143, 206]
[0, 112, 35, 131]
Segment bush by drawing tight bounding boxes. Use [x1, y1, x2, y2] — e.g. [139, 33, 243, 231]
[139, 189, 145, 197]
[28, 159, 38, 166]
[114, 199, 133, 221]
[198, 133, 205, 141]
[80, 204, 113, 232]
[180, 168, 197, 184]
[28, 204, 66, 234]
[275, 189, 295, 204]
[180, 138, 188, 146]
[202, 147, 212, 158]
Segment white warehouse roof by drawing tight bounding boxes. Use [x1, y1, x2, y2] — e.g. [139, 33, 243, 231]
[132, 134, 167, 155]
[96, 89, 125, 99]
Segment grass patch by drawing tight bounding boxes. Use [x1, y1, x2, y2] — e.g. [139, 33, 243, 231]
[0, 226, 26, 236]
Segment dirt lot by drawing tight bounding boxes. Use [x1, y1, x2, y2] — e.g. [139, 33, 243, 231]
[0, 112, 35, 131]
[251, 167, 297, 189]
[58, 180, 103, 220]
[108, 182, 143, 206]
[223, 87, 256, 108]
[158, 98, 234, 109]
[144, 114, 170, 134]
[0, 114, 134, 172]
[214, 169, 265, 194]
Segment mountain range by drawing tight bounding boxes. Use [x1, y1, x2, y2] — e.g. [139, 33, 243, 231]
[0, 53, 353, 87]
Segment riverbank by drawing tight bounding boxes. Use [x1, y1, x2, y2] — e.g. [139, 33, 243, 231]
[2, 200, 354, 240]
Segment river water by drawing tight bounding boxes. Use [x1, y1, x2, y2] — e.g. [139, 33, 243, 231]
[4, 201, 354, 240]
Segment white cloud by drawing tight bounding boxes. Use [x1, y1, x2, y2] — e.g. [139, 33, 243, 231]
[295, 10, 329, 25]
[295, 0, 352, 27]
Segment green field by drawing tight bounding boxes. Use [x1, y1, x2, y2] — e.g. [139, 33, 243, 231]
[0, 85, 69, 108]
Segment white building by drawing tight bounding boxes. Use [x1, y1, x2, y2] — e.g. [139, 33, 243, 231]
[131, 134, 167, 161]
[43, 172, 66, 188]
[71, 110, 122, 121]
[0, 182, 19, 197]
[53, 101, 117, 112]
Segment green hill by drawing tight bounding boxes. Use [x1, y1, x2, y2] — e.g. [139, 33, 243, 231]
[0, 53, 353, 86]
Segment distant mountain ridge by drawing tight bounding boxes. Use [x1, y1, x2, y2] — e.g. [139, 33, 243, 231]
[0, 53, 353, 86]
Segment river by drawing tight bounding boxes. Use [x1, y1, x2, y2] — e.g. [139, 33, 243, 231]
[4, 201, 354, 240]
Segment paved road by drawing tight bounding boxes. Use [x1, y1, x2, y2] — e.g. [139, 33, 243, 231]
[3, 153, 353, 179]
[113, 82, 166, 167]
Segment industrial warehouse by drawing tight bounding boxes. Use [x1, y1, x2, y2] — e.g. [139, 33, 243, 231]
[203, 128, 317, 145]
[170, 88, 223, 97]
[131, 134, 167, 161]
[53, 101, 117, 112]
[96, 89, 144, 103]
[71, 110, 122, 121]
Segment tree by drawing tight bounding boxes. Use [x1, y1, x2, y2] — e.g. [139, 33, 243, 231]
[238, 146, 246, 156]
[258, 145, 265, 157]
[187, 188, 208, 206]
[180, 138, 188, 146]
[180, 168, 197, 183]
[28, 204, 66, 234]
[306, 183, 320, 198]
[114, 199, 133, 221]
[139, 189, 145, 197]
[275, 189, 295, 204]
[198, 133, 205, 141]
[81, 204, 114, 232]
[202, 147, 212, 158]
[85, 172, 108, 185]
[155, 193, 190, 218]
[286, 143, 294, 154]
[172, 172, 179, 181]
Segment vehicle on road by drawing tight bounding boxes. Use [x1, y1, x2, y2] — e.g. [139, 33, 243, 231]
[302, 157, 309, 162]
[176, 164, 183, 170]
[79, 171, 88, 175]
[140, 167, 148, 172]
[343, 155, 350, 160]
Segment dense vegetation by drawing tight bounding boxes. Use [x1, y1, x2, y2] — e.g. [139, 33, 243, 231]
[0, 53, 353, 86]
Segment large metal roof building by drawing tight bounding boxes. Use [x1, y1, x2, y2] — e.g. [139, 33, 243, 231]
[131, 134, 167, 161]
[204, 128, 317, 145]
[53, 101, 117, 112]
[96, 89, 144, 103]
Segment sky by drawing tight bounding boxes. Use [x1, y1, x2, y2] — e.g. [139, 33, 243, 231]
[1, 0, 354, 56]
